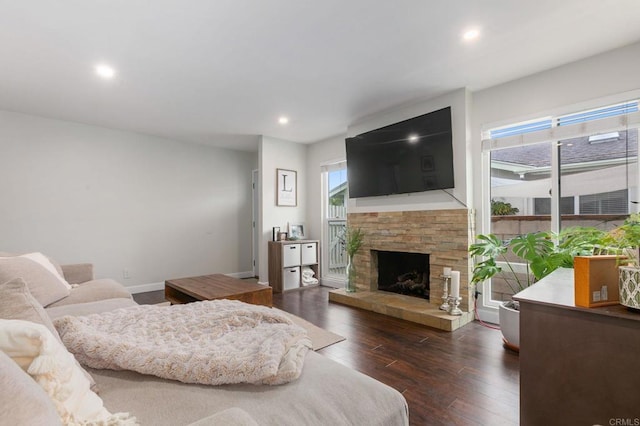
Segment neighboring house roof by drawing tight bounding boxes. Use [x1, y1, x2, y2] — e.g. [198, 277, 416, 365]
[330, 181, 347, 197]
[491, 130, 638, 168]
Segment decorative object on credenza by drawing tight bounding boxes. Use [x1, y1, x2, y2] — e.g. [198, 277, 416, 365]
[447, 270, 462, 315]
[276, 168, 297, 206]
[440, 267, 451, 311]
[272, 227, 281, 242]
[619, 265, 640, 310]
[574, 255, 622, 308]
[604, 213, 640, 311]
[344, 227, 365, 293]
[277, 232, 288, 241]
[288, 223, 305, 240]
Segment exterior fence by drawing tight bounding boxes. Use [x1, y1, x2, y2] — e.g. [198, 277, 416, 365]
[487, 214, 627, 301]
[328, 205, 347, 219]
[327, 219, 347, 276]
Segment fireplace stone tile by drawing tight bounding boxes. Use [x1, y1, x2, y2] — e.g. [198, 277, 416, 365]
[328, 288, 474, 332]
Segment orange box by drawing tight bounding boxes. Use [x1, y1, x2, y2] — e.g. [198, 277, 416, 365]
[574, 255, 622, 308]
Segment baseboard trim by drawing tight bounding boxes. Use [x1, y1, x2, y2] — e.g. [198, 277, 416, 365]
[476, 306, 499, 325]
[321, 276, 345, 289]
[126, 271, 256, 294]
[127, 282, 164, 294]
[225, 271, 255, 279]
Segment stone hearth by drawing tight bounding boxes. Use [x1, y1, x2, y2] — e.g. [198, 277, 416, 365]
[328, 209, 474, 331]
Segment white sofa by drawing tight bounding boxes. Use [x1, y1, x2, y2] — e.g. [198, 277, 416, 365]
[0, 253, 409, 425]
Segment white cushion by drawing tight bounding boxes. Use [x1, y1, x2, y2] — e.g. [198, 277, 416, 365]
[0, 278, 99, 391]
[0, 278, 62, 340]
[0, 319, 136, 425]
[0, 256, 70, 306]
[19, 252, 72, 290]
[0, 349, 61, 425]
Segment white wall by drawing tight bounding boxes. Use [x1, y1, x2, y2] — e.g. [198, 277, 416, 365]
[346, 88, 471, 213]
[306, 134, 346, 243]
[0, 110, 257, 291]
[258, 136, 307, 284]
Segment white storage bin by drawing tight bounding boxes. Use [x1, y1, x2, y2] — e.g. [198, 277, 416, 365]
[301, 242, 317, 265]
[282, 244, 301, 267]
[283, 267, 301, 290]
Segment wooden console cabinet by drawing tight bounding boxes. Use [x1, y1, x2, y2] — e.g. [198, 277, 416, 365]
[514, 268, 640, 426]
[268, 240, 320, 293]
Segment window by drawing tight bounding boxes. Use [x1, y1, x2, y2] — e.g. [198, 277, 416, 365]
[534, 196, 575, 215]
[557, 102, 638, 126]
[482, 100, 639, 304]
[321, 162, 348, 286]
[579, 189, 629, 215]
[490, 118, 552, 139]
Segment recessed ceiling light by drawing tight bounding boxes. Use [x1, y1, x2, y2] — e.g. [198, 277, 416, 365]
[278, 116, 289, 125]
[95, 64, 116, 79]
[462, 29, 480, 41]
[408, 134, 419, 143]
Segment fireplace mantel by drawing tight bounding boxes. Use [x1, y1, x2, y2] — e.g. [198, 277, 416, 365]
[329, 208, 474, 331]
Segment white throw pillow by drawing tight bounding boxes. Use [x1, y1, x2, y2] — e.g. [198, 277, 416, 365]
[19, 252, 72, 290]
[0, 349, 61, 425]
[0, 319, 136, 425]
[0, 278, 99, 392]
[0, 256, 70, 306]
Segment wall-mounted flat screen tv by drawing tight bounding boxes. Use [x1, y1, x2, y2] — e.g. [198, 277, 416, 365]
[345, 106, 454, 198]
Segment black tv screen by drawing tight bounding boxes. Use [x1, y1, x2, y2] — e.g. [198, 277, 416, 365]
[345, 106, 454, 198]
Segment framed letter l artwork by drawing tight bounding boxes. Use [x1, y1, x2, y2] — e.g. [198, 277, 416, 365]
[276, 168, 297, 206]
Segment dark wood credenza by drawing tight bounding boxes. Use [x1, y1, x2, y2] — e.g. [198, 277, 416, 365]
[514, 268, 640, 426]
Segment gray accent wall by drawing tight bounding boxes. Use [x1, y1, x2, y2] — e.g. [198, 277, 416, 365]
[0, 110, 257, 289]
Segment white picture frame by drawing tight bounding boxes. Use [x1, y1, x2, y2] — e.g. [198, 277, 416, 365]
[288, 223, 305, 240]
[276, 168, 297, 206]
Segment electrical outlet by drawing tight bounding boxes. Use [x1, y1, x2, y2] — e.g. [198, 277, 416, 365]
[123, 269, 131, 279]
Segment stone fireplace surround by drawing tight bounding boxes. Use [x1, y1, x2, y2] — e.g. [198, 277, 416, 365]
[328, 209, 474, 331]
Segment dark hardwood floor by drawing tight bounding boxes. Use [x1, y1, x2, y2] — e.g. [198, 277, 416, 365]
[133, 287, 519, 426]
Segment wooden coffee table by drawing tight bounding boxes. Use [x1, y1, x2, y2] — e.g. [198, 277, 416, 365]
[164, 274, 272, 307]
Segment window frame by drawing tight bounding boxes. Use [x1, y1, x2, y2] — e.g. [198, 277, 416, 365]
[479, 100, 640, 309]
[320, 161, 348, 287]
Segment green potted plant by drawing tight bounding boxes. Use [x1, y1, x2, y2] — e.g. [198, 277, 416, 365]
[344, 227, 364, 293]
[469, 227, 607, 350]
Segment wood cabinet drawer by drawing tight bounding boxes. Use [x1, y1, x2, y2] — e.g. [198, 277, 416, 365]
[283, 267, 301, 290]
[282, 244, 301, 267]
[301, 242, 317, 265]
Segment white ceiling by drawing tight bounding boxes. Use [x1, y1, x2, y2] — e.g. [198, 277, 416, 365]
[1, 1, 640, 151]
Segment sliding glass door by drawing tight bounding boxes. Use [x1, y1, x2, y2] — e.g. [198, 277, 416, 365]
[321, 162, 347, 287]
[482, 101, 639, 306]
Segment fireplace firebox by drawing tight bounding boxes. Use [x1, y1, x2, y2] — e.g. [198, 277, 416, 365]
[376, 250, 429, 300]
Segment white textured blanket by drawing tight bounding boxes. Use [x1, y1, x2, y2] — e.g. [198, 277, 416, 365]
[54, 300, 312, 386]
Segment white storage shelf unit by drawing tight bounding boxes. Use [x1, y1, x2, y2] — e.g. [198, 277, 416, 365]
[268, 240, 320, 293]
